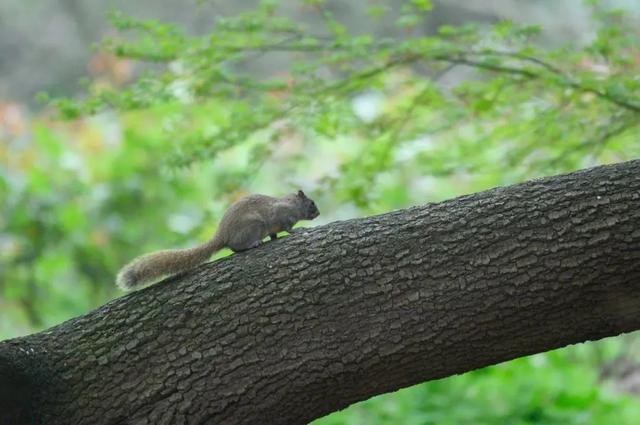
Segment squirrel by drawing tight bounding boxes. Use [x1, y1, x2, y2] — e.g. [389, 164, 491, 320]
[116, 190, 320, 290]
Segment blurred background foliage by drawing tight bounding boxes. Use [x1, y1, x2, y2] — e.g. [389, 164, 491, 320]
[1, 0, 640, 423]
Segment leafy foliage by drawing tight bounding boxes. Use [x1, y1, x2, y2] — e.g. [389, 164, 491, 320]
[2, 0, 640, 423]
[48, 0, 640, 207]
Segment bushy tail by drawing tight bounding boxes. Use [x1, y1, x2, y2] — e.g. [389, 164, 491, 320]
[116, 233, 225, 290]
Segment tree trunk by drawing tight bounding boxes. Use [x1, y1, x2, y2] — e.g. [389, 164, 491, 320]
[2, 160, 640, 425]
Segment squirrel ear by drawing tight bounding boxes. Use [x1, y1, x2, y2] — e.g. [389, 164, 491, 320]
[297, 190, 306, 198]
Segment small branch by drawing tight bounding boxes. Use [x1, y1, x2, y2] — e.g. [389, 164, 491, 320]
[445, 50, 640, 114]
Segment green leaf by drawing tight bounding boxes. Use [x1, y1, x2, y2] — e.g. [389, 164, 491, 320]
[410, 0, 433, 12]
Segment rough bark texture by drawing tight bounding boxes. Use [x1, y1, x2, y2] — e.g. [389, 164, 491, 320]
[1, 160, 640, 425]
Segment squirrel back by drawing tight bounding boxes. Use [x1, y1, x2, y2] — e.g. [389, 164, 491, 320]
[116, 190, 319, 290]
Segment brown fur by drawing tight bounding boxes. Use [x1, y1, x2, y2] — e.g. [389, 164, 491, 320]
[116, 191, 319, 290]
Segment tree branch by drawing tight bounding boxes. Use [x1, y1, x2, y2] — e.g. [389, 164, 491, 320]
[2, 160, 640, 424]
[434, 50, 640, 114]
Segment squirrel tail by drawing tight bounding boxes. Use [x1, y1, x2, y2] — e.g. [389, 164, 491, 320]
[116, 232, 226, 290]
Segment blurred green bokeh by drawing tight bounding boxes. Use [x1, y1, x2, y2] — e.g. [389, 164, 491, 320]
[1, 1, 640, 423]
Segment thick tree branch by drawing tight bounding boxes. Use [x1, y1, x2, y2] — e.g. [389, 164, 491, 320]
[2, 160, 640, 425]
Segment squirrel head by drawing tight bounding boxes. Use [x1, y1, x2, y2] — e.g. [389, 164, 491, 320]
[296, 190, 320, 220]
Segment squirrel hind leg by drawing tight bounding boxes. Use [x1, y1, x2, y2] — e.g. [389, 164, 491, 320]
[227, 224, 264, 252]
[229, 239, 262, 253]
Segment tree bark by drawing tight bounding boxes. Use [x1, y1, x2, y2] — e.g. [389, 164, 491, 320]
[2, 160, 640, 425]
